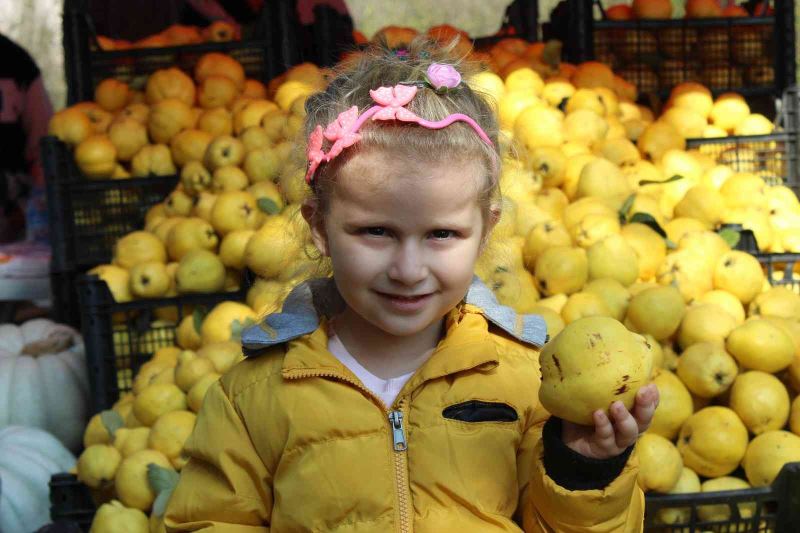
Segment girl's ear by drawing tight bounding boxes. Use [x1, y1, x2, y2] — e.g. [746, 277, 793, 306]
[479, 204, 502, 252]
[301, 200, 330, 257]
[488, 204, 501, 228]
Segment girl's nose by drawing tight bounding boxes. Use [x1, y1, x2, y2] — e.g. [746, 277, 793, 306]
[387, 241, 429, 286]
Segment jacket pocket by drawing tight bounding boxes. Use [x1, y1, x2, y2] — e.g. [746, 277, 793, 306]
[442, 400, 518, 423]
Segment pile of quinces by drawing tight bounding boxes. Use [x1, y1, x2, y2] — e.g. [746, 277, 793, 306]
[48, 52, 323, 182]
[617, 0, 772, 19]
[468, 57, 800, 527]
[77, 280, 302, 532]
[95, 21, 241, 51]
[77, 337, 243, 532]
[49, 52, 328, 303]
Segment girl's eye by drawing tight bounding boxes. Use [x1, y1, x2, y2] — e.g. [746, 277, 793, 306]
[430, 230, 455, 240]
[365, 227, 387, 237]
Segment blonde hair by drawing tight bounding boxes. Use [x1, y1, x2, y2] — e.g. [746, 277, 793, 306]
[302, 37, 503, 223]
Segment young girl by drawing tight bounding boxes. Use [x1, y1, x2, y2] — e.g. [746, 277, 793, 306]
[165, 40, 659, 532]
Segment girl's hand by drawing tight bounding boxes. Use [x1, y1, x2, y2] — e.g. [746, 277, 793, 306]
[561, 383, 660, 460]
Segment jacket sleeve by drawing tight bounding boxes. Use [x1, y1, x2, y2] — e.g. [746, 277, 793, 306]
[517, 410, 645, 532]
[165, 380, 272, 532]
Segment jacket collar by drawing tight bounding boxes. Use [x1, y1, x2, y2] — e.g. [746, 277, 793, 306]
[278, 303, 500, 389]
[241, 276, 546, 356]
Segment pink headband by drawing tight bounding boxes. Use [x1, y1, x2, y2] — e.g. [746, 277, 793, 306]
[305, 81, 494, 184]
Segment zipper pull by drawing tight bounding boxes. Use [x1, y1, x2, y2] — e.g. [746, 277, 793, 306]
[389, 410, 407, 452]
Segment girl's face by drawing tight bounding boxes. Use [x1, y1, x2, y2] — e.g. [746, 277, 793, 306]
[308, 150, 489, 338]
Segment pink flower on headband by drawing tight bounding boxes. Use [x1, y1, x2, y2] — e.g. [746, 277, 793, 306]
[426, 63, 461, 90]
[370, 85, 419, 121]
[305, 126, 325, 183]
[324, 106, 362, 158]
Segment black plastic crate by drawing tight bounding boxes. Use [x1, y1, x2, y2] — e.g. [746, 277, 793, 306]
[645, 462, 800, 532]
[51, 270, 83, 329]
[756, 253, 800, 291]
[78, 275, 249, 414]
[42, 136, 179, 272]
[63, 0, 298, 103]
[685, 87, 799, 193]
[49, 473, 95, 532]
[43, 135, 179, 329]
[687, 132, 798, 189]
[567, 0, 795, 98]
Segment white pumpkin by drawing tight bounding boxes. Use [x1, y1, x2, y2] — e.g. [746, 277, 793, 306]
[0, 426, 76, 533]
[0, 319, 89, 451]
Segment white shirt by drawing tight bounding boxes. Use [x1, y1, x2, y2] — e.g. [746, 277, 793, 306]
[327, 333, 417, 409]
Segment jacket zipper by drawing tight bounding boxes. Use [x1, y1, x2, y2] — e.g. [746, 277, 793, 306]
[389, 410, 407, 451]
[286, 370, 413, 533]
[389, 402, 412, 533]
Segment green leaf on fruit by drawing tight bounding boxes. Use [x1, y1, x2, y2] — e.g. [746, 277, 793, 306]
[230, 317, 257, 341]
[148, 464, 180, 517]
[665, 238, 678, 250]
[618, 194, 636, 223]
[100, 410, 124, 438]
[628, 212, 667, 238]
[639, 174, 684, 186]
[257, 198, 280, 215]
[192, 307, 207, 335]
[719, 228, 741, 249]
[148, 463, 179, 493]
[152, 489, 174, 519]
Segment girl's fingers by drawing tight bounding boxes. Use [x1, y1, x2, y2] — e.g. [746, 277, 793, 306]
[593, 409, 622, 456]
[610, 401, 639, 449]
[587, 387, 660, 457]
[641, 383, 660, 407]
[593, 409, 615, 443]
[633, 384, 660, 433]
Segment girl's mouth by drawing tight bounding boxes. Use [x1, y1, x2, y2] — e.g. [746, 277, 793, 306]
[375, 291, 434, 312]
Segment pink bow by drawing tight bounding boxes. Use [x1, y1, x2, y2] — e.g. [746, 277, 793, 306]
[369, 85, 420, 122]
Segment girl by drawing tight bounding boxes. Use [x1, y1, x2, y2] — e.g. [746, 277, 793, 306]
[166, 40, 659, 532]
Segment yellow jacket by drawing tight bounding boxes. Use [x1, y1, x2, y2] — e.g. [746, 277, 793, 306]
[166, 280, 644, 532]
